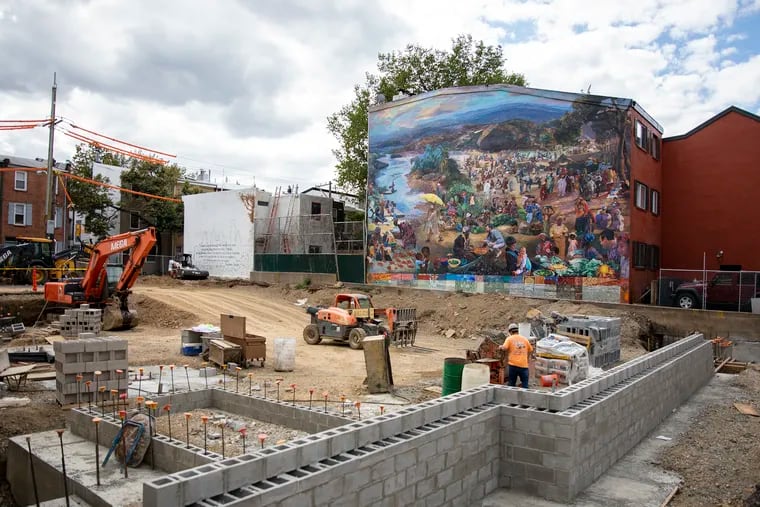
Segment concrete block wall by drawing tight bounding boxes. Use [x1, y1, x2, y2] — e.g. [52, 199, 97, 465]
[68, 408, 217, 473]
[54, 336, 128, 405]
[211, 389, 351, 434]
[178, 404, 502, 507]
[561, 338, 714, 498]
[58, 305, 103, 338]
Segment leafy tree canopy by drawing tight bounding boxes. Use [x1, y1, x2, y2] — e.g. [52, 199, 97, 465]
[327, 34, 527, 198]
[67, 144, 121, 238]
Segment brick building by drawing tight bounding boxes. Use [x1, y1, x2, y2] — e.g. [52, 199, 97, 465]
[661, 107, 760, 272]
[0, 155, 67, 245]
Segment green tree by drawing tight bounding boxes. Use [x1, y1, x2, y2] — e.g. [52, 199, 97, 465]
[327, 34, 527, 196]
[67, 144, 122, 238]
[120, 161, 204, 253]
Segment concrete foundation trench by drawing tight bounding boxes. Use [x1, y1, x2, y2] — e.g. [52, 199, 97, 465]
[7, 333, 713, 506]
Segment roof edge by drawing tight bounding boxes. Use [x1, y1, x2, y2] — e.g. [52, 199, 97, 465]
[663, 106, 760, 141]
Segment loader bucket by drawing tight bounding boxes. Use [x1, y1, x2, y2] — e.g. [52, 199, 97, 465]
[387, 308, 418, 347]
[102, 305, 139, 331]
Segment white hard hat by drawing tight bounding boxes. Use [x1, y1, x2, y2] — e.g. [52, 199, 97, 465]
[508, 323, 519, 332]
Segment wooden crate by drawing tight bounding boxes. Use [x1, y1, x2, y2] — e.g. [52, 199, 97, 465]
[220, 314, 246, 339]
[225, 334, 266, 366]
[208, 339, 242, 367]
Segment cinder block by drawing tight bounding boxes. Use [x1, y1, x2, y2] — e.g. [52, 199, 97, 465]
[108, 360, 129, 372]
[84, 339, 109, 352]
[55, 340, 86, 354]
[225, 458, 263, 492]
[84, 361, 109, 373]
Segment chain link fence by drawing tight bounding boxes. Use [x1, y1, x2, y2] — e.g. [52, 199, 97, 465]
[657, 269, 760, 313]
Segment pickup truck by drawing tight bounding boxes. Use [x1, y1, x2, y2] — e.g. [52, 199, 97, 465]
[673, 272, 760, 311]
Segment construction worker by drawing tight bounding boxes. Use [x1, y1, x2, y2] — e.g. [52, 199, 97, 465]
[499, 323, 533, 388]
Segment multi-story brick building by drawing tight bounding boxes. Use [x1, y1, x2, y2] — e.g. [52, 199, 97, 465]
[0, 155, 67, 245]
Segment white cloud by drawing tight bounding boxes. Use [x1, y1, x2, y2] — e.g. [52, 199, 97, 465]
[0, 0, 758, 189]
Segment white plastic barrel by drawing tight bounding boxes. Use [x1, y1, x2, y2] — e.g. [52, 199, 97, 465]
[273, 337, 296, 372]
[518, 322, 532, 338]
[460, 363, 491, 391]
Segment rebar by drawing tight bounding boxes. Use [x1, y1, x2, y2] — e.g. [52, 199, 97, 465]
[164, 405, 172, 442]
[220, 421, 226, 458]
[138, 368, 144, 397]
[309, 388, 314, 409]
[202, 362, 209, 389]
[222, 364, 227, 390]
[118, 411, 128, 478]
[93, 418, 101, 486]
[248, 373, 253, 396]
[25, 437, 39, 507]
[170, 365, 175, 394]
[99, 386, 106, 416]
[184, 365, 191, 391]
[323, 391, 328, 413]
[235, 367, 241, 393]
[240, 428, 247, 454]
[85, 381, 92, 413]
[291, 383, 297, 406]
[55, 429, 70, 507]
[184, 413, 191, 449]
[158, 365, 164, 394]
[202, 416, 209, 455]
[146, 402, 156, 470]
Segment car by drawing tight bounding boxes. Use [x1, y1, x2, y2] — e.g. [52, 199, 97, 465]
[673, 272, 760, 311]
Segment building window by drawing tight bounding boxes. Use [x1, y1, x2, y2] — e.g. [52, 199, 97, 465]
[649, 245, 660, 270]
[311, 202, 322, 215]
[14, 171, 27, 191]
[308, 245, 322, 254]
[651, 189, 660, 216]
[633, 241, 649, 269]
[130, 213, 140, 229]
[634, 181, 648, 210]
[650, 134, 660, 160]
[634, 120, 649, 151]
[8, 202, 32, 226]
[55, 207, 63, 228]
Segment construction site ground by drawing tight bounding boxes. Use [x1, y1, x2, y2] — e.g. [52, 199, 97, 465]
[1, 276, 759, 506]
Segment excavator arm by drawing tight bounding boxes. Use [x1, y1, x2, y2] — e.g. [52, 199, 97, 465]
[44, 227, 157, 330]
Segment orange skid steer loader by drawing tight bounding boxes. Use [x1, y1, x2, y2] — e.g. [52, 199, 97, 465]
[303, 293, 417, 349]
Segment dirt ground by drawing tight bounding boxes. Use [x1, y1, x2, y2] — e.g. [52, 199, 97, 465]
[1, 277, 758, 505]
[661, 365, 760, 507]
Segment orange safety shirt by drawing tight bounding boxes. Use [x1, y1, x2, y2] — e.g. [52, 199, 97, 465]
[503, 334, 533, 368]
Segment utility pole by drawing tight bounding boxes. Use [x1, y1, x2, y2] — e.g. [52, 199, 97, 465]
[44, 73, 57, 239]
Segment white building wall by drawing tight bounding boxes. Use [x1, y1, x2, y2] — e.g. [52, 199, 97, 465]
[183, 189, 255, 279]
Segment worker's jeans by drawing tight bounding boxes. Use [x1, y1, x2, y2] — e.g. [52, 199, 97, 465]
[507, 365, 529, 388]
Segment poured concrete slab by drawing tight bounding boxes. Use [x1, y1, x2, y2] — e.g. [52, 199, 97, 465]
[8, 430, 166, 507]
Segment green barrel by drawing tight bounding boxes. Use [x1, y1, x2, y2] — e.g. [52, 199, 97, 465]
[442, 358, 467, 396]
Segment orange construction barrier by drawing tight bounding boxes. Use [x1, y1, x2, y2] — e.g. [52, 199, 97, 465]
[32, 268, 38, 292]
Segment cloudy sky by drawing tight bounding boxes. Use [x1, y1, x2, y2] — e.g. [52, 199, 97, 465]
[1, 0, 758, 190]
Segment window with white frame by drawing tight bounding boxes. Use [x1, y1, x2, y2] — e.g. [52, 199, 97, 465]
[8, 202, 32, 226]
[14, 171, 27, 191]
[634, 120, 650, 150]
[634, 181, 648, 210]
[650, 134, 660, 160]
[651, 189, 660, 216]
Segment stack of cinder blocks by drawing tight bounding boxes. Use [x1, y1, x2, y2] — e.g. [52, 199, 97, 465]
[558, 315, 622, 368]
[54, 336, 128, 406]
[59, 304, 102, 338]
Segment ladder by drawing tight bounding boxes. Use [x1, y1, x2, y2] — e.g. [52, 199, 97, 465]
[262, 187, 281, 253]
[281, 194, 297, 253]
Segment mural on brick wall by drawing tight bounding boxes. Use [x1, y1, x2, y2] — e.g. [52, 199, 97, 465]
[366, 87, 632, 303]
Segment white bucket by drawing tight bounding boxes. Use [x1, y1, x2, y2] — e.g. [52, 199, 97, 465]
[461, 363, 491, 391]
[518, 322, 532, 339]
[273, 337, 296, 372]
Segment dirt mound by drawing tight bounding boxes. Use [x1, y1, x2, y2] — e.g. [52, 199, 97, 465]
[131, 293, 197, 328]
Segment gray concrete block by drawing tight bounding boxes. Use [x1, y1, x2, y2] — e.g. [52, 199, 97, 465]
[143, 475, 181, 507]
[55, 340, 86, 353]
[313, 476, 344, 505]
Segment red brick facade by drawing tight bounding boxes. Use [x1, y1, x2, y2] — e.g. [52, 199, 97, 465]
[0, 166, 66, 243]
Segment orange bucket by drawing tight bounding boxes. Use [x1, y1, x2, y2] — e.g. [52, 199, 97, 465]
[540, 374, 559, 387]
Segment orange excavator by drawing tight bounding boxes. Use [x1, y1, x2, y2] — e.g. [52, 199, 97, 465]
[44, 227, 157, 330]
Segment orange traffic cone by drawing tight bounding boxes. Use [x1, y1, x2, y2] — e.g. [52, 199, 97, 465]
[32, 268, 38, 292]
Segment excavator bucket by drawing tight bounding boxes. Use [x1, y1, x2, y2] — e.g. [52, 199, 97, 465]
[387, 307, 418, 347]
[102, 305, 139, 331]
